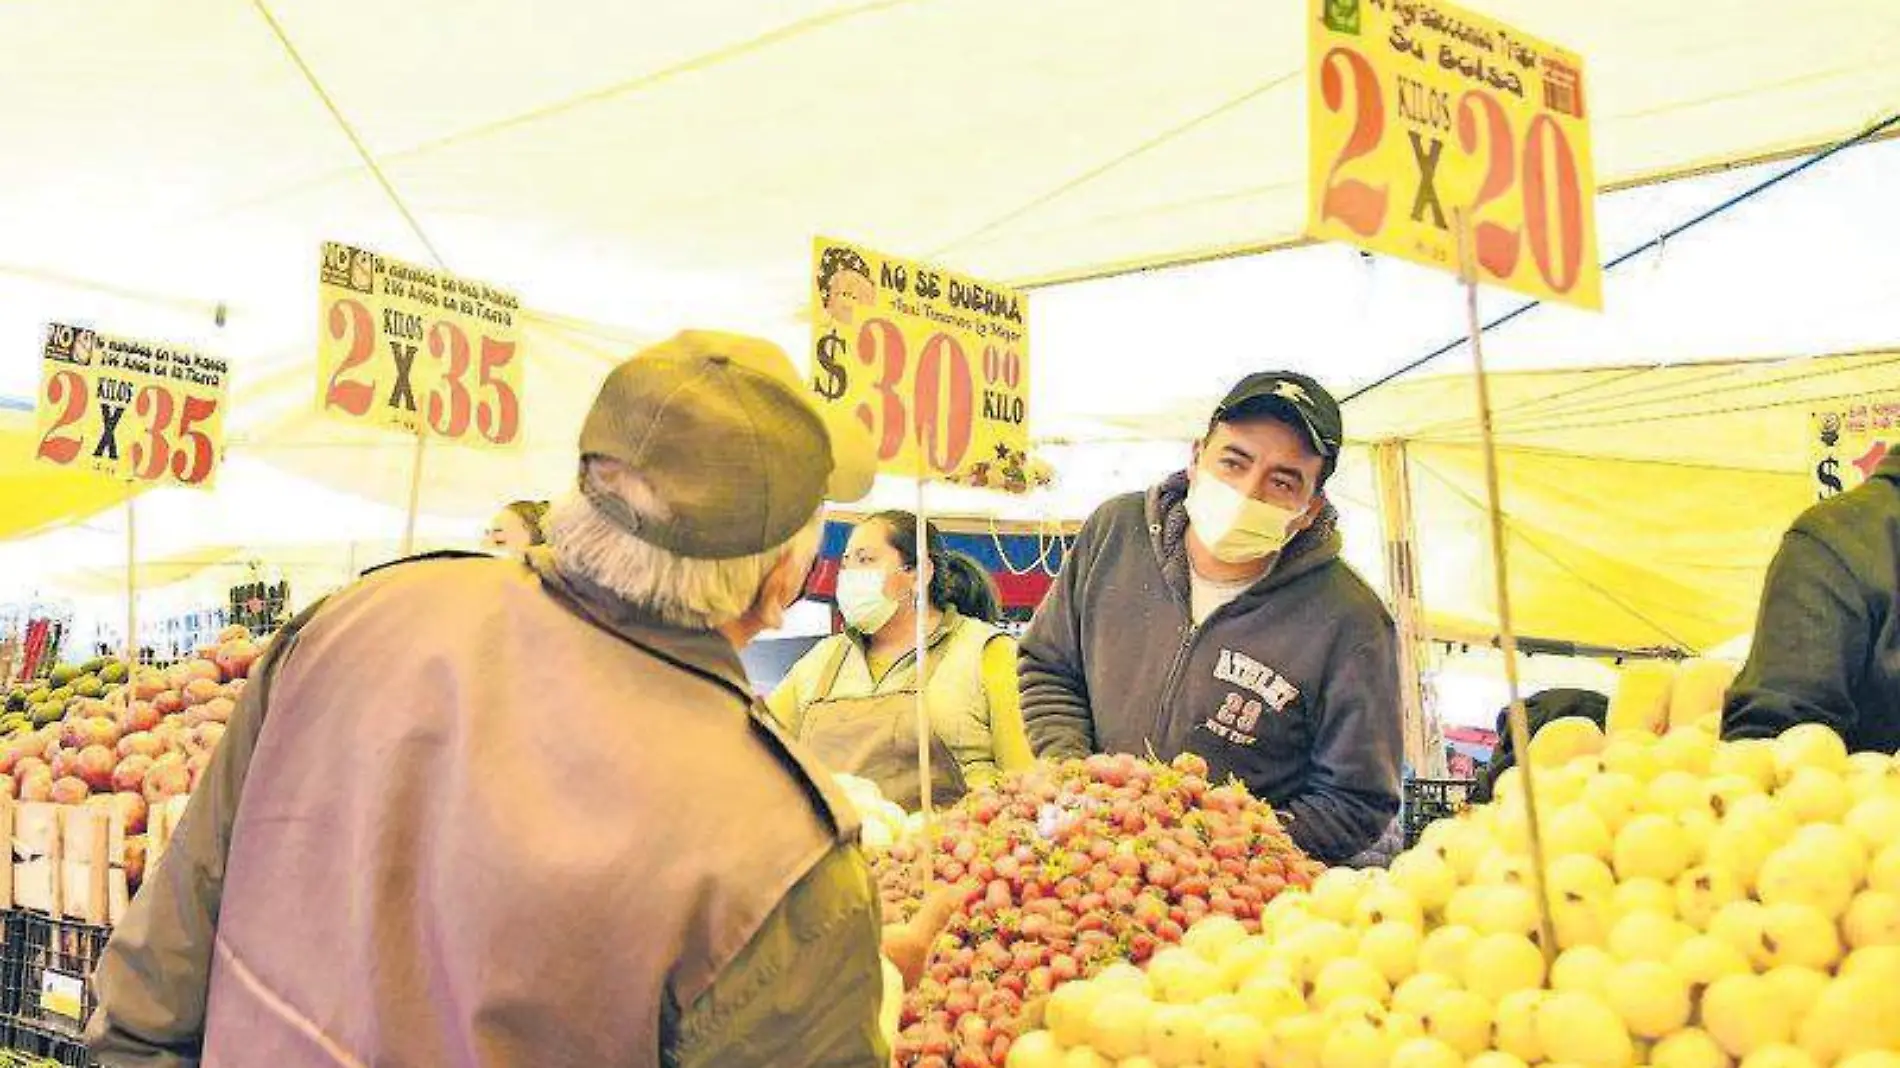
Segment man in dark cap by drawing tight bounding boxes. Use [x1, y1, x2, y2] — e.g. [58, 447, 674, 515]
[88, 331, 934, 1067]
[1020, 372, 1401, 863]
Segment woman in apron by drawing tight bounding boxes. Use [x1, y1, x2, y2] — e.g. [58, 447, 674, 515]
[767, 511, 1033, 808]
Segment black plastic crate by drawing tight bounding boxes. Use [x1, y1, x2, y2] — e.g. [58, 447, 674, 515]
[1, 912, 107, 1040]
[3, 1016, 93, 1066]
[1402, 777, 1477, 847]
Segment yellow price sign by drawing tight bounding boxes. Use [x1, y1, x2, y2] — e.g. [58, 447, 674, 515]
[1306, 0, 1602, 309]
[34, 323, 230, 489]
[317, 242, 525, 448]
[809, 238, 1030, 481]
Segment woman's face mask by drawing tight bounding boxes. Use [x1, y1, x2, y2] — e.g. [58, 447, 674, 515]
[1185, 469, 1304, 564]
[836, 566, 903, 633]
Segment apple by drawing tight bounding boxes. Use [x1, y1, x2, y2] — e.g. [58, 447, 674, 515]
[186, 749, 213, 790]
[183, 677, 222, 707]
[124, 836, 147, 887]
[118, 700, 161, 735]
[191, 721, 226, 754]
[130, 670, 167, 701]
[18, 769, 53, 803]
[112, 753, 154, 794]
[49, 747, 78, 781]
[75, 744, 117, 792]
[152, 691, 185, 716]
[200, 697, 235, 724]
[163, 664, 195, 692]
[117, 731, 163, 759]
[215, 640, 261, 681]
[217, 624, 251, 644]
[50, 776, 89, 805]
[143, 755, 191, 803]
[109, 790, 148, 835]
[183, 659, 223, 685]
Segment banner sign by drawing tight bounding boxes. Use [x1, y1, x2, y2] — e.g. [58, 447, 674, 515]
[317, 242, 524, 448]
[1811, 397, 1899, 500]
[1306, 0, 1602, 308]
[34, 324, 230, 489]
[810, 238, 1030, 481]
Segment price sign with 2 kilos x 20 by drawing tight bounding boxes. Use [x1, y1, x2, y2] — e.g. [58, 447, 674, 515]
[1307, 0, 1602, 309]
[317, 242, 524, 447]
[35, 324, 230, 489]
[810, 239, 1030, 481]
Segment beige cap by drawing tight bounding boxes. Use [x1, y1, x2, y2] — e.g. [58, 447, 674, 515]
[578, 330, 876, 559]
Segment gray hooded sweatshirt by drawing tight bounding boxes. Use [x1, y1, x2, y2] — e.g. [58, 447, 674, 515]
[1019, 472, 1402, 862]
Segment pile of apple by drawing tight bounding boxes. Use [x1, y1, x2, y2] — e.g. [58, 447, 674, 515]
[877, 752, 1323, 1068]
[0, 627, 261, 885]
[1006, 720, 1900, 1068]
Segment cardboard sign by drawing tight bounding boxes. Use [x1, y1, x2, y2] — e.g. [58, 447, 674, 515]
[1306, 0, 1601, 308]
[317, 242, 524, 447]
[1811, 398, 1899, 500]
[809, 239, 1030, 481]
[34, 324, 230, 489]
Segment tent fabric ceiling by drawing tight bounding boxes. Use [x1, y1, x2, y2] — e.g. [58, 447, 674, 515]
[1, 0, 1895, 344]
[1316, 351, 1900, 652]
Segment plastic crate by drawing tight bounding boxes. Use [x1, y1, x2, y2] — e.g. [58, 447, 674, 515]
[1, 912, 107, 1040]
[1402, 777, 1477, 847]
[1, 1017, 93, 1066]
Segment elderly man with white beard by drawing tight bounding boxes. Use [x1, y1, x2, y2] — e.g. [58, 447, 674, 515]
[87, 331, 944, 1068]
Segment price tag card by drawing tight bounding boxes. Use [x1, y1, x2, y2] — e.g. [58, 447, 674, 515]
[1811, 399, 1900, 500]
[1306, 0, 1601, 308]
[809, 238, 1030, 481]
[317, 242, 524, 448]
[34, 324, 230, 489]
[40, 969, 83, 1021]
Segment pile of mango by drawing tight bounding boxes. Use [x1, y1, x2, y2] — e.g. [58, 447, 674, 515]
[2, 657, 129, 735]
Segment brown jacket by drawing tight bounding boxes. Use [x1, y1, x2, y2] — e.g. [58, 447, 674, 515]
[86, 551, 888, 1067]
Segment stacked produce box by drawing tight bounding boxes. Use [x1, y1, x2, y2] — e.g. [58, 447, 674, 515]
[0, 630, 254, 1065]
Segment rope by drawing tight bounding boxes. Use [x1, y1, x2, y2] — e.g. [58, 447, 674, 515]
[1342, 110, 1900, 405]
[249, 0, 448, 271]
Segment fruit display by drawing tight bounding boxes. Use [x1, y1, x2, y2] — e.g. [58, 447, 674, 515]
[1006, 720, 1900, 1067]
[0, 627, 260, 887]
[875, 752, 1323, 1067]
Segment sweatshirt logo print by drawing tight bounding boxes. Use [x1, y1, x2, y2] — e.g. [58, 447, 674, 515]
[1206, 649, 1302, 747]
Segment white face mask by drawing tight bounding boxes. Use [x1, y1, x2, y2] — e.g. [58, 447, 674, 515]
[1185, 472, 1304, 564]
[836, 566, 902, 633]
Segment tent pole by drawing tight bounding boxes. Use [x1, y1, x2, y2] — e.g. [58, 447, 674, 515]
[1457, 209, 1556, 966]
[124, 491, 138, 668]
[1372, 441, 1441, 777]
[401, 429, 426, 556]
[913, 460, 933, 891]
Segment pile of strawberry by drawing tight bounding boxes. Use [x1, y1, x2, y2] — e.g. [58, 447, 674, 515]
[872, 752, 1323, 1067]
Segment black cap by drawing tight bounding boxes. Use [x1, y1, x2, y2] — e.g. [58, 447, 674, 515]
[1213, 372, 1342, 458]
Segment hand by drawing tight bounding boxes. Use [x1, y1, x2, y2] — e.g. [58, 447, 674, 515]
[880, 881, 971, 989]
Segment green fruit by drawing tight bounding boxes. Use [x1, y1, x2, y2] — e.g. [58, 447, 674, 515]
[30, 703, 62, 727]
[46, 686, 74, 705]
[3, 693, 24, 714]
[47, 665, 78, 688]
[80, 656, 109, 676]
[99, 662, 128, 685]
[73, 676, 104, 699]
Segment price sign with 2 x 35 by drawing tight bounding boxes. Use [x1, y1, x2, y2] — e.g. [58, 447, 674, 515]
[1306, 0, 1601, 309]
[317, 242, 525, 448]
[35, 323, 230, 489]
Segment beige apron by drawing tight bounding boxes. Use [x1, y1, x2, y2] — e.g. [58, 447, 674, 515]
[796, 639, 967, 810]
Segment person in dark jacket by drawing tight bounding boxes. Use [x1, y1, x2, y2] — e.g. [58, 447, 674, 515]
[1018, 372, 1402, 863]
[1724, 450, 1900, 754]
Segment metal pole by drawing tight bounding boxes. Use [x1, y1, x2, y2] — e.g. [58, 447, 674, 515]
[401, 428, 427, 555]
[1456, 210, 1557, 966]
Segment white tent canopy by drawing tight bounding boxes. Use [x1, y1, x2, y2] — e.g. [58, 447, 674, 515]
[3, 2, 1898, 649]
